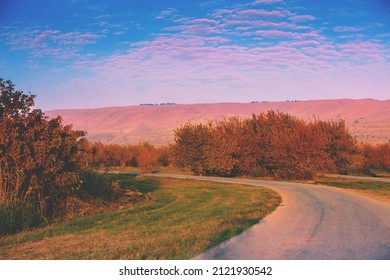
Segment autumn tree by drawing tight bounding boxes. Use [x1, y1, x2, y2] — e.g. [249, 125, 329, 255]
[361, 143, 390, 169]
[172, 121, 238, 176]
[316, 119, 364, 174]
[156, 145, 171, 167]
[135, 143, 157, 173]
[0, 78, 85, 222]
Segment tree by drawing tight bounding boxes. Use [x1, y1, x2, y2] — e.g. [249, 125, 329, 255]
[0, 78, 85, 221]
[361, 143, 390, 169]
[172, 121, 238, 176]
[157, 145, 171, 167]
[317, 119, 364, 174]
[136, 143, 157, 173]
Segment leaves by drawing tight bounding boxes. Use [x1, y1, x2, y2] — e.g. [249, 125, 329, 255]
[171, 111, 365, 179]
[0, 78, 86, 221]
[172, 121, 239, 176]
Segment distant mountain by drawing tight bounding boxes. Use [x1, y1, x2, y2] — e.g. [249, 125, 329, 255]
[46, 99, 390, 146]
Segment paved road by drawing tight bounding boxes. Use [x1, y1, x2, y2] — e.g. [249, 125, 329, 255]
[144, 173, 390, 259]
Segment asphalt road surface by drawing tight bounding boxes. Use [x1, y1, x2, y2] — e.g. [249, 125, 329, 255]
[144, 173, 390, 260]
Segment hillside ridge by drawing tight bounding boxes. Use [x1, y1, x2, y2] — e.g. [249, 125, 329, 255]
[46, 99, 390, 145]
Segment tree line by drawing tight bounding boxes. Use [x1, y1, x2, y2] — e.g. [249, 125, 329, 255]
[86, 141, 170, 173]
[85, 112, 390, 179]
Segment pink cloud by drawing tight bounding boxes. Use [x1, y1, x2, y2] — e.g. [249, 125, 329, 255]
[252, 0, 284, 3]
[304, 47, 341, 58]
[339, 42, 385, 62]
[166, 24, 219, 35]
[155, 8, 176, 20]
[256, 30, 296, 37]
[191, 18, 219, 25]
[225, 19, 297, 30]
[287, 40, 321, 47]
[212, 9, 235, 18]
[334, 26, 365, 32]
[234, 9, 286, 18]
[3, 27, 101, 59]
[164, 17, 222, 35]
[289, 15, 316, 22]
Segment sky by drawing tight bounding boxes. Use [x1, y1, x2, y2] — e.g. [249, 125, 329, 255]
[0, 0, 389, 110]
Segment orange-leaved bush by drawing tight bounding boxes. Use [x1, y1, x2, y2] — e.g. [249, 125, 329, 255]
[0, 78, 86, 233]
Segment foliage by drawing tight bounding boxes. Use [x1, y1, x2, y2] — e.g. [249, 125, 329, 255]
[172, 121, 238, 176]
[77, 171, 122, 201]
[361, 143, 390, 169]
[316, 119, 364, 174]
[0, 78, 86, 227]
[87, 141, 169, 172]
[136, 143, 157, 173]
[171, 111, 365, 179]
[156, 145, 171, 167]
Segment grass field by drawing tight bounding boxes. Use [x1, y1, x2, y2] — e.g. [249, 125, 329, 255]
[0, 174, 280, 260]
[315, 176, 390, 204]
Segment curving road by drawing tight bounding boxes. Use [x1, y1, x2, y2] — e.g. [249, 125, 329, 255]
[144, 173, 390, 260]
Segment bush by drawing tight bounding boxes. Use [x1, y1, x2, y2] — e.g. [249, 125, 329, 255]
[361, 143, 390, 169]
[78, 171, 122, 201]
[1, 78, 86, 222]
[0, 200, 44, 236]
[171, 111, 363, 179]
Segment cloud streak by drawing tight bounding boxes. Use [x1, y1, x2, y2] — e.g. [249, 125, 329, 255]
[1, 26, 101, 59]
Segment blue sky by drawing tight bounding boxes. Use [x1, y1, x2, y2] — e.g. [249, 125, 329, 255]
[1, 0, 389, 110]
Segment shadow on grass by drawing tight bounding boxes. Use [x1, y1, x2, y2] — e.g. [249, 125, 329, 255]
[0, 174, 163, 246]
[110, 173, 161, 194]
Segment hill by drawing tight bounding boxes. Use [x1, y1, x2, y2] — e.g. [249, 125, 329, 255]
[46, 99, 390, 146]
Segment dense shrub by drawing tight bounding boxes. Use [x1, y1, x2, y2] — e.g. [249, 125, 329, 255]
[361, 143, 390, 169]
[78, 171, 122, 201]
[0, 78, 86, 234]
[172, 121, 238, 176]
[171, 111, 364, 179]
